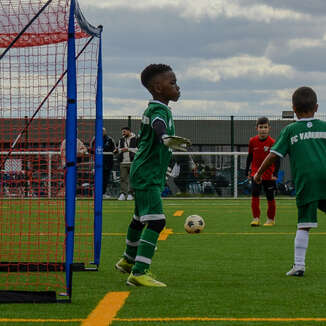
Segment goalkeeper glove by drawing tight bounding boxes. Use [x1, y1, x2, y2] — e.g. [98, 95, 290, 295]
[162, 135, 191, 152]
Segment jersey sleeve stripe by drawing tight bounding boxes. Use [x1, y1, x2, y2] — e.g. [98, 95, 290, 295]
[151, 117, 167, 128]
[270, 149, 283, 158]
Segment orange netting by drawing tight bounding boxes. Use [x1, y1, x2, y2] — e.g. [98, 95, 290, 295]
[0, 0, 99, 299]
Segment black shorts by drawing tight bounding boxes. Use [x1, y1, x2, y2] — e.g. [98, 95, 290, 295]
[251, 178, 276, 201]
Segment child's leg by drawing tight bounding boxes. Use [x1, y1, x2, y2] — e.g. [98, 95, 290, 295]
[132, 187, 165, 275]
[288, 201, 318, 275]
[264, 180, 276, 221]
[294, 228, 310, 268]
[124, 218, 144, 263]
[267, 200, 276, 220]
[116, 212, 144, 274]
[294, 200, 326, 270]
[251, 179, 261, 218]
[251, 197, 260, 217]
[318, 199, 326, 213]
[132, 219, 165, 275]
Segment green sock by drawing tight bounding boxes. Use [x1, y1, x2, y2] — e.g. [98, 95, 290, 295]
[132, 228, 159, 275]
[124, 225, 143, 263]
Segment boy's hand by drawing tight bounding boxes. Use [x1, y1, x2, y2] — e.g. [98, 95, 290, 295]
[253, 173, 262, 184]
[254, 153, 278, 184]
[162, 136, 191, 152]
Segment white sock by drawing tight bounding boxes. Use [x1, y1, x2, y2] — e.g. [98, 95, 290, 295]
[294, 229, 309, 267]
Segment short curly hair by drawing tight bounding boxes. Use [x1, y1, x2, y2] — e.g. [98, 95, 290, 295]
[141, 64, 172, 89]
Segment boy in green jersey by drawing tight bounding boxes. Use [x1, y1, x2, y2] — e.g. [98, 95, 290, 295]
[254, 86, 326, 276]
[115, 64, 190, 287]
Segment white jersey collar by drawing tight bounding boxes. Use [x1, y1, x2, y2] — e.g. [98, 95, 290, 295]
[298, 117, 317, 121]
[149, 100, 171, 110]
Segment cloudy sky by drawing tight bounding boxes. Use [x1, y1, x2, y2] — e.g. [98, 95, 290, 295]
[78, 0, 326, 117]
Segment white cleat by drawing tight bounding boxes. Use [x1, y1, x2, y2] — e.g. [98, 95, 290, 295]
[118, 193, 126, 201]
[286, 265, 305, 276]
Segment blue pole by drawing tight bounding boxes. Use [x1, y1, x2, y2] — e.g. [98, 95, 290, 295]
[65, 0, 77, 296]
[93, 28, 103, 266]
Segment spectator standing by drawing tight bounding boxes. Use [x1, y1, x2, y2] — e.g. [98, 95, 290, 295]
[60, 130, 88, 195]
[117, 127, 138, 200]
[90, 127, 116, 198]
[173, 154, 197, 193]
[60, 132, 88, 168]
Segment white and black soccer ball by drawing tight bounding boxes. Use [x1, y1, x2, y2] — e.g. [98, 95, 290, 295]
[184, 215, 205, 233]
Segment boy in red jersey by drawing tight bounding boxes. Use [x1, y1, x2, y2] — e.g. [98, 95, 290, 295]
[245, 117, 280, 226]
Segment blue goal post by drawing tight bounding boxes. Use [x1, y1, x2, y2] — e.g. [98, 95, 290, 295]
[0, 0, 103, 302]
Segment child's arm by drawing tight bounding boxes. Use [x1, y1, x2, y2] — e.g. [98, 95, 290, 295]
[272, 156, 280, 181]
[246, 138, 253, 179]
[245, 153, 253, 179]
[254, 152, 278, 184]
[152, 119, 191, 151]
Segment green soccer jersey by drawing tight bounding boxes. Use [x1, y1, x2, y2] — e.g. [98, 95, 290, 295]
[130, 100, 175, 190]
[271, 118, 326, 206]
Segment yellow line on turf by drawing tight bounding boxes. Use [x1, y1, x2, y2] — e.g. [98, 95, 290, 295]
[114, 317, 326, 322]
[158, 228, 173, 240]
[81, 291, 129, 326]
[173, 232, 298, 235]
[100, 232, 326, 236]
[7, 231, 324, 237]
[2, 316, 326, 324]
[173, 210, 184, 216]
[102, 232, 126, 236]
[0, 319, 82, 323]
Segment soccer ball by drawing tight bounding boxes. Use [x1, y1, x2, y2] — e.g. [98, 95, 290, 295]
[184, 215, 205, 233]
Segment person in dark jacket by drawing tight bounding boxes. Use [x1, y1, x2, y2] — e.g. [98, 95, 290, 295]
[90, 127, 116, 197]
[173, 154, 197, 194]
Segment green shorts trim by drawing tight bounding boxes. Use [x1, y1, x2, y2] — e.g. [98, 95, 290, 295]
[133, 187, 165, 223]
[297, 200, 326, 228]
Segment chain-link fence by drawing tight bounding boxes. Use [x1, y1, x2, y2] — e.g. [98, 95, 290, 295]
[103, 114, 326, 149]
[101, 114, 326, 189]
[2, 114, 324, 198]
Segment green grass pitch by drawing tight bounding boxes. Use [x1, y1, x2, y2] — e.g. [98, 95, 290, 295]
[1, 198, 326, 326]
